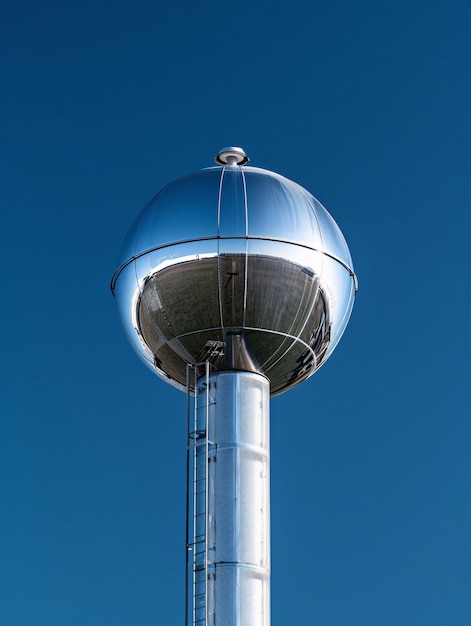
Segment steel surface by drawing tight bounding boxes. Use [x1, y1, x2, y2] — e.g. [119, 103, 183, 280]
[187, 370, 270, 626]
[112, 160, 357, 395]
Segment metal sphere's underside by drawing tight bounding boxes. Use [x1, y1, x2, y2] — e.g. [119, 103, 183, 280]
[112, 162, 357, 395]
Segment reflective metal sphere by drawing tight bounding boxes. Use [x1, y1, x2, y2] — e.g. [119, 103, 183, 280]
[111, 149, 357, 396]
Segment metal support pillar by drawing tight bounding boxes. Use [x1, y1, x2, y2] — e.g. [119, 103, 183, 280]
[187, 368, 270, 626]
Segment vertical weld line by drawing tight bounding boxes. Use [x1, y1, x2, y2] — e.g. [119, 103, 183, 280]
[193, 367, 199, 626]
[185, 364, 190, 626]
[305, 191, 325, 276]
[242, 169, 249, 328]
[234, 375, 240, 624]
[263, 273, 318, 372]
[204, 362, 210, 626]
[217, 169, 225, 331]
[292, 277, 322, 348]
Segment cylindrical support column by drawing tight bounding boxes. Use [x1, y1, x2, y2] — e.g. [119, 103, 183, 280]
[196, 370, 270, 626]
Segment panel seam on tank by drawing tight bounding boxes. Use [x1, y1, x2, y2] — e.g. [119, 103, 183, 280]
[242, 168, 249, 328]
[303, 188, 325, 254]
[234, 376, 239, 620]
[257, 270, 312, 369]
[111, 236, 356, 292]
[259, 276, 323, 371]
[174, 325, 317, 352]
[206, 562, 270, 573]
[209, 442, 268, 457]
[262, 298, 327, 374]
[217, 168, 225, 333]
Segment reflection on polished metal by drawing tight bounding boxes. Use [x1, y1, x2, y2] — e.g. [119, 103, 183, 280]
[188, 368, 270, 625]
[215, 146, 250, 166]
[111, 151, 357, 396]
[111, 148, 357, 626]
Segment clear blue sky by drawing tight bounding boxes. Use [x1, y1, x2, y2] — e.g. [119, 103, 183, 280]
[1, 1, 470, 624]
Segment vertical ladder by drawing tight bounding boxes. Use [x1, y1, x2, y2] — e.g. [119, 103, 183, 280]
[186, 362, 211, 626]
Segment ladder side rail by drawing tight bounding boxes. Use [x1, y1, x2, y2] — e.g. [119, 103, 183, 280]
[185, 363, 193, 626]
[204, 360, 210, 626]
[193, 364, 201, 625]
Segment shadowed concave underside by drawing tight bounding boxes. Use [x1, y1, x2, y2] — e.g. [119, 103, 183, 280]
[137, 253, 330, 395]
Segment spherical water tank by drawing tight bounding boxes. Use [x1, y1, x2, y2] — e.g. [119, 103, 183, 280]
[111, 148, 357, 396]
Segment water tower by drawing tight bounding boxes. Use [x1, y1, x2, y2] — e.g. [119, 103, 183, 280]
[111, 147, 357, 625]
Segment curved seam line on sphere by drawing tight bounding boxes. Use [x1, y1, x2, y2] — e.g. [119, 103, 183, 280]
[242, 168, 249, 328]
[165, 327, 317, 376]
[110, 236, 357, 291]
[171, 325, 316, 357]
[259, 283, 320, 372]
[216, 167, 225, 333]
